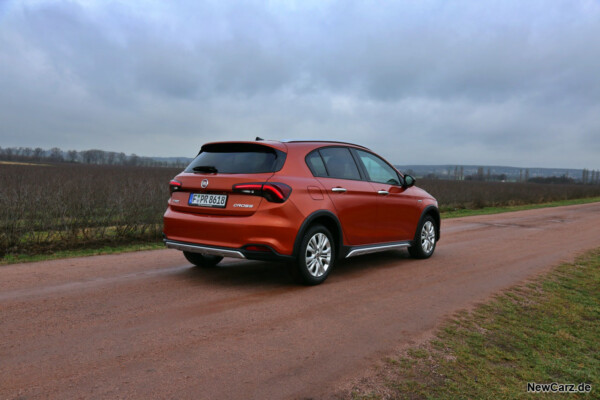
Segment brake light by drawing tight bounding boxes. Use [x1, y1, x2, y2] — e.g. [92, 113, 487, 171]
[169, 179, 182, 194]
[232, 182, 292, 203]
[233, 183, 263, 193]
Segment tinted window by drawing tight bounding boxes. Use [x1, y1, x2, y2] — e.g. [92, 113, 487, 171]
[185, 143, 286, 174]
[305, 151, 328, 177]
[356, 150, 400, 185]
[318, 147, 361, 180]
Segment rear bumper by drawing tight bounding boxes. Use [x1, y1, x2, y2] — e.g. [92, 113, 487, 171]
[164, 239, 294, 263]
[164, 239, 245, 259]
[163, 204, 302, 257]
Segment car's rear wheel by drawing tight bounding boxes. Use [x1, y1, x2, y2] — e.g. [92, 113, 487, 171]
[183, 251, 223, 268]
[408, 215, 437, 259]
[292, 224, 335, 285]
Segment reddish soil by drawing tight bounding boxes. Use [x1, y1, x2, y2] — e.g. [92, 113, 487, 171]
[2, 203, 599, 399]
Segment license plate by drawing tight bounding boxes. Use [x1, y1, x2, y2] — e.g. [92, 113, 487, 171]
[188, 193, 228, 208]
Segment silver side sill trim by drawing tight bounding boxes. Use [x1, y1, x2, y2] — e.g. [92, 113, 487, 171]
[346, 242, 411, 258]
[164, 240, 246, 259]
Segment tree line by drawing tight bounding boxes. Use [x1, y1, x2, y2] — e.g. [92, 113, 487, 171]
[581, 168, 600, 185]
[0, 146, 189, 168]
[405, 165, 600, 184]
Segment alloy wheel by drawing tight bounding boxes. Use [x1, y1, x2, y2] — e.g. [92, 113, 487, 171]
[305, 232, 332, 277]
[420, 220, 436, 254]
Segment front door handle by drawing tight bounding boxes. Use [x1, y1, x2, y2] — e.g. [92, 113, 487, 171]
[332, 187, 347, 193]
[377, 190, 389, 195]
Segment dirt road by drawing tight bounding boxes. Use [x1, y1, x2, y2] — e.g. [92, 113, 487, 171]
[2, 203, 599, 399]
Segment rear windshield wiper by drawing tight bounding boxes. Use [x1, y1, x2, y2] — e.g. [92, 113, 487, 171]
[193, 165, 218, 173]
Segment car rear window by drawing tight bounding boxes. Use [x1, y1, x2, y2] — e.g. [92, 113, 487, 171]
[185, 143, 286, 174]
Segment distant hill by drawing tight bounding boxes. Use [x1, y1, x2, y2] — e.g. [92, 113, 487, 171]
[395, 164, 583, 181]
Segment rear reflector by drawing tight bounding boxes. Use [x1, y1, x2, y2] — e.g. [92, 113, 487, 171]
[244, 245, 271, 252]
[232, 182, 292, 203]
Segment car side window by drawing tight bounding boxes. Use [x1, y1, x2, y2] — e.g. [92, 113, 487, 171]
[305, 150, 328, 177]
[318, 147, 362, 180]
[356, 150, 400, 185]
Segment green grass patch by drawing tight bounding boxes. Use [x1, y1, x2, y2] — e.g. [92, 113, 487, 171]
[441, 196, 600, 219]
[0, 242, 165, 266]
[351, 248, 600, 399]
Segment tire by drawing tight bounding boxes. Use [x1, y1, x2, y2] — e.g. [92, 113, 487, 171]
[183, 251, 223, 268]
[408, 215, 437, 259]
[291, 224, 335, 285]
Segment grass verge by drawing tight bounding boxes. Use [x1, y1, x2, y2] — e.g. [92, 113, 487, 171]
[350, 248, 600, 399]
[0, 242, 165, 266]
[440, 196, 600, 218]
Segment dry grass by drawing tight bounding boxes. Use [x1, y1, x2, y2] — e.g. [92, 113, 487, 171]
[0, 161, 51, 166]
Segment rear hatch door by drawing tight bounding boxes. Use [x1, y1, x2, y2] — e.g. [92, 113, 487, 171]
[168, 142, 287, 216]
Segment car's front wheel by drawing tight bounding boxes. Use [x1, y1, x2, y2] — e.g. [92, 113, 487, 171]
[408, 215, 437, 259]
[183, 251, 223, 268]
[292, 224, 335, 285]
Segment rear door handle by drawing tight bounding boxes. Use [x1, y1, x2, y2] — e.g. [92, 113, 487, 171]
[377, 190, 389, 195]
[332, 187, 347, 193]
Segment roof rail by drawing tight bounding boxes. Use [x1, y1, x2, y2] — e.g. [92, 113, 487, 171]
[280, 139, 370, 149]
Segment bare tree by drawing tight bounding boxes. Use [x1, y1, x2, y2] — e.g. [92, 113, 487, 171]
[22, 147, 33, 159]
[33, 147, 44, 160]
[128, 154, 139, 166]
[477, 167, 484, 181]
[49, 147, 63, 162]
[106, 152, 116, 165]
[67, 150, 79, 163]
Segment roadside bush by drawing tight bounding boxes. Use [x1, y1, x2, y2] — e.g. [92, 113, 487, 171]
[0, 163, 179, 257]
[418, 179, 600, 212]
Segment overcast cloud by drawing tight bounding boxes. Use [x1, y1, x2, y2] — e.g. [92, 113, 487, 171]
[1, 0, 599, 168]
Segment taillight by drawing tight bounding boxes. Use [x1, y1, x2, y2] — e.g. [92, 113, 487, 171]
[232, 182, 292, 203]
[169, 179, 182, 194]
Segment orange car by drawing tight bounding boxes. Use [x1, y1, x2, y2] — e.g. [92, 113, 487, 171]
[163, 140, 440, 285]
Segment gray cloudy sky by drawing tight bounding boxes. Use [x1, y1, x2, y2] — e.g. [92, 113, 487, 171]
[1, 0, 599, 168]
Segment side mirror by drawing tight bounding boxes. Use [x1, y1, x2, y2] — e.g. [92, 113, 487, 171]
[403, 174, 416, 188]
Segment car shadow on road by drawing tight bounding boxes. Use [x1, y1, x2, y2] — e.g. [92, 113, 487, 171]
[173, 259, 296, 288]
[332, 249, 413, 278]
[171, 249, 414, 288]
